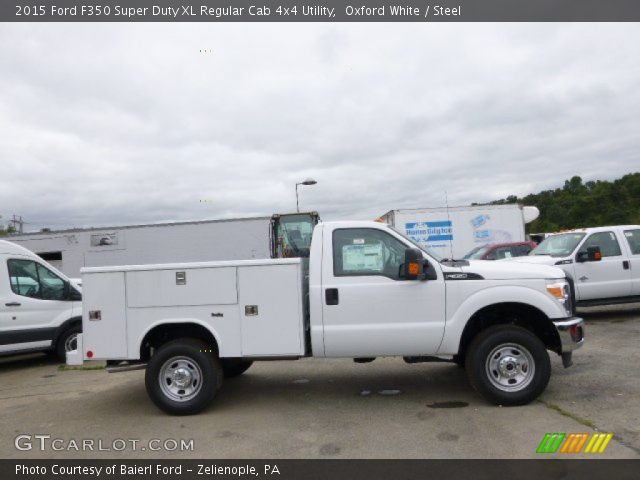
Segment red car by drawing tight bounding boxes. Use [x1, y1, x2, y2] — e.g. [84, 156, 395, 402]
[463, 241, 537, 260]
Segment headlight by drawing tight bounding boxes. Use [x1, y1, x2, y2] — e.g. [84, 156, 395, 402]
[546, 279, 572, 316]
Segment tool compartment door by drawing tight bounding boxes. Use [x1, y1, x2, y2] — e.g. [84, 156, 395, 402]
[82, 271, 128, 359]
[238, 263, 303, 356]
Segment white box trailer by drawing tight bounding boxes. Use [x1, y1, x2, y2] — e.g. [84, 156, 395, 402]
[380, 204, 539, 260]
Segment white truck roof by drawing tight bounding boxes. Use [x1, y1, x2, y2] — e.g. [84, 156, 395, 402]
[549, 225, 640, 235]
[0, 239, 42, 257]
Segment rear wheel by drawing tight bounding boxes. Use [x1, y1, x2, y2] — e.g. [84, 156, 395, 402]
[466, 325, 550, 406]
[221, 359, 253, 378]
[145, 338, 222, 415]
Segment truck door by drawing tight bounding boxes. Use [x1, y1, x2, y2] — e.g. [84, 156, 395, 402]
[621, 228, 640, 296]
[320, 226, 446, 357]
[573, 231, 632, 301]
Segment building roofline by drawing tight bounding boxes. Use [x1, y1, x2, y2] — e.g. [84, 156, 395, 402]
[7, 216, 271, 238]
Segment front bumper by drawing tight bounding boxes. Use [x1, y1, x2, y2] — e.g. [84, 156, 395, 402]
[552, 317, 585, 367]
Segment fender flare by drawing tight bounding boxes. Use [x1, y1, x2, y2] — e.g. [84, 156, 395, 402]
[437, 285, 565, 354]
[51, 316, 82, 348]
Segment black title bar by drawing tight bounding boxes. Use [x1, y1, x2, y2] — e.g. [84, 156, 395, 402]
[3, 0, 640, 22]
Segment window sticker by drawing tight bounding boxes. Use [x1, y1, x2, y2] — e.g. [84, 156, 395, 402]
[342, 243, 383, 272]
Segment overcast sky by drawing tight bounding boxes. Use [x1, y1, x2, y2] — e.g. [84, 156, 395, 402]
[1, 23, 639, 231]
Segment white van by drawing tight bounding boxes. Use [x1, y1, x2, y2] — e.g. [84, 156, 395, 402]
[0, 240, 82, 359]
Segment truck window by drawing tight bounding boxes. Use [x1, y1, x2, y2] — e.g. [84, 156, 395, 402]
[488, 247, 513, 260]
[332, 228, 407, 280]
[578, 231, 622, 257]
[272, 214, 316, 258]
[624, 229, 640, 255]
[7, 259, 66, 300]
[531, 232, 586, 257]
[464, 246, 490, 260]
[516, 245, 534, 256]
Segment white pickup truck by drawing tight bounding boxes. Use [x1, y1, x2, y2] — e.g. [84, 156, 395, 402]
[76, 221, 584, 414]
[509, 225, 640, 308]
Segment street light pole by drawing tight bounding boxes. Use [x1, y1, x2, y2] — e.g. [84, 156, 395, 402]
[295, 178, 317, 212]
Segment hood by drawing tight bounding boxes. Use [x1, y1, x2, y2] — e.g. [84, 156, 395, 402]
[457, 259, 565, 280]
[503, 255, 557, 266]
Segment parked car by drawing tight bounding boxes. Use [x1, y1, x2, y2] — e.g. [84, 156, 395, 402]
[73, 219, 583, 414]
[507, 225, 640, 308]
[463, 241, 537, 260]
[0, 240, 83, 360]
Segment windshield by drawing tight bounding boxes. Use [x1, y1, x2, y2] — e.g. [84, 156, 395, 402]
[463, 246, 490, 260]
[390, 226, 444, 262]
[530, 232, 586, 257]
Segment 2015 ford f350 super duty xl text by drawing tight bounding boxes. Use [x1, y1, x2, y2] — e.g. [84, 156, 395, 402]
[73, 221, 584, 414]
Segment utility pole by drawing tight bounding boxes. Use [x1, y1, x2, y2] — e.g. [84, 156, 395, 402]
[9, 215, 24, 234]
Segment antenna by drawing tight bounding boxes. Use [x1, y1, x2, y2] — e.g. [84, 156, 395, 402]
[445, 191, 453, 260]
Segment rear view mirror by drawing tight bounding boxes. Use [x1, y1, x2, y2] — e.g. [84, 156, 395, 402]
[577, 246, 602, 262]
[402, 248, 424, 280]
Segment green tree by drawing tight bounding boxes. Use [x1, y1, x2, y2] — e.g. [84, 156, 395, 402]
[487, 172, 640, 232]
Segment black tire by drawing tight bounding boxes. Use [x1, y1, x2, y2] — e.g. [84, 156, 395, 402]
[221, 359, 253, 378]
[55, 325, 81, 362]
[145, 338, 222, 415]
[465, 325, 551, 406]
[452, 354, 465, 368]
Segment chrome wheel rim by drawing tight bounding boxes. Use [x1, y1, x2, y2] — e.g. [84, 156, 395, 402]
[485, 343, 535, 392]
[64, 333, 78, 353]
[159, 356, 203, 402]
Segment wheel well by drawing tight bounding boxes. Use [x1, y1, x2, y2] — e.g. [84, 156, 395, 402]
[458, 303, 561, 359]
[140, 323, 219, 361]
[52, 316, 82, 347]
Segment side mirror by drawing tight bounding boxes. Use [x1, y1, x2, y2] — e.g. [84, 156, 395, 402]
[577, 246, 602, 262]
[401, 248, 424, 280]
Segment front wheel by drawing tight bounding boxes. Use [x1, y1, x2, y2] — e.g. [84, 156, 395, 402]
[145, 338, 223, 415]
[55, 325, 81, 362]
[465, 325, 550, 406]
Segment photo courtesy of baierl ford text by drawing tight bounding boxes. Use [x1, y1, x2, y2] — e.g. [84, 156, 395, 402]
[1, 1, 640, 479]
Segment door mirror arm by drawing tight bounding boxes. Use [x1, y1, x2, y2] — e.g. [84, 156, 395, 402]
[576, 246, 602, 263]
[65, 281, 82, 301]
[401, 248, 424, 280]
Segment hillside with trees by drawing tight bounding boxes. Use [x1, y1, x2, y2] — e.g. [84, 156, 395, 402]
[483, 172, 640, 233]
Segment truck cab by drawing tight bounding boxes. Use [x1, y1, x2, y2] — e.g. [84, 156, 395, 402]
[508, 225, 640, 307]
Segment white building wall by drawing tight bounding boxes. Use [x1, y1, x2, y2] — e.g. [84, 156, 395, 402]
[8, 217, 271, 277]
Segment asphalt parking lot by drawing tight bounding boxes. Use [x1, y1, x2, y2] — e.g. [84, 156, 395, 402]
[1, 305, 639, 459]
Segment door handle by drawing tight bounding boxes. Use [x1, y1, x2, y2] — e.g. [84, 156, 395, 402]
[623, 260, 630, 270]
[5, 302, 21, 307]
[325, 288, 339, 305]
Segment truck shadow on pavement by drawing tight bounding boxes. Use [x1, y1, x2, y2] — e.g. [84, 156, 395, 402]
[578, 304, 640, 322]
[202, 364, 474, 415]
[0, 352, 59, 371]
